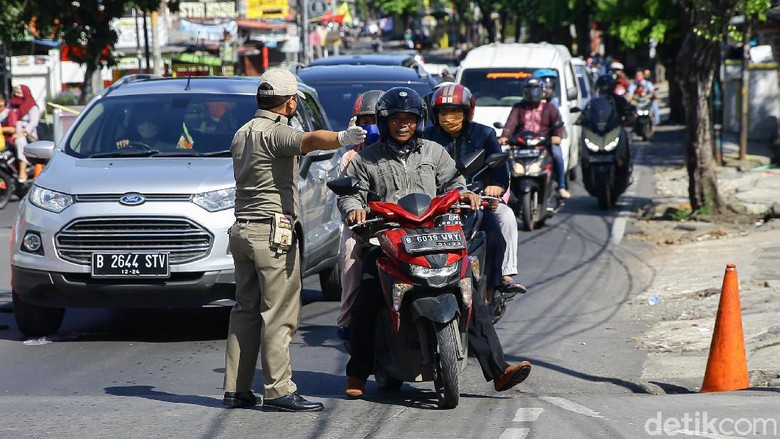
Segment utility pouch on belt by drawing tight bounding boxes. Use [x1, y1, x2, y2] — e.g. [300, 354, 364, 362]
[270, 213, 294, 254]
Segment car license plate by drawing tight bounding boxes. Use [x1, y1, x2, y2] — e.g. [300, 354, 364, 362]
[91, 253, 170, 278]
[402, 231, 466, 254]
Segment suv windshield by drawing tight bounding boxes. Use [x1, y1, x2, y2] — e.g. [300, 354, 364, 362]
[309, 83, 434, 130]
[66, 94, 257, 158]
[460, 68, 562, 107]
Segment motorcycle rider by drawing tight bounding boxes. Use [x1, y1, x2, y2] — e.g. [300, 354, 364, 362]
[423, 83, 525, 301]
[626, 70, 660, 126]
[336, 90, 384, 344]
[339, 87, 532, 398]
[498, 78, 569, 199]
[532, 68, 560, 108]
[591, 74, 632, 122]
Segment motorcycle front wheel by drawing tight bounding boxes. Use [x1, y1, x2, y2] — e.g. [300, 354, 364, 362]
[434, 321, 460, 409]
[521, 191, 537, 231]
[0, 170, 14, 210]
[594, 171, 613, 210]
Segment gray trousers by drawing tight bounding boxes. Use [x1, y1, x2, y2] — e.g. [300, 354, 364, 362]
[495, 203, 519, 277]
[224, 222, 300, 399]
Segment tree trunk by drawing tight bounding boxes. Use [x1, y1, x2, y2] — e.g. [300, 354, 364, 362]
[676, 31, 724, 214]
[80, 63, 96, 105]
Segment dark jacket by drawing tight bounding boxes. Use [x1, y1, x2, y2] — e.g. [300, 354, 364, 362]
[500, 101, 564, 140]
[424, 121, 509, 190]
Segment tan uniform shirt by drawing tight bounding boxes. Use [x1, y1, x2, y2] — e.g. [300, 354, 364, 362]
[231, 109, 305, 220]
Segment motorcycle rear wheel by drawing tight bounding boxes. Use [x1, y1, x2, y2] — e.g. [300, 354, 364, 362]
[0, 171, 13, 209]
[434, 321, 460, 409]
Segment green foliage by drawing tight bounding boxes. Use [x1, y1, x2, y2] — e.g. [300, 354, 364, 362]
[374, 0, 420, 17]
[49, 91, 79, 106]
[0, 0, 27, 44]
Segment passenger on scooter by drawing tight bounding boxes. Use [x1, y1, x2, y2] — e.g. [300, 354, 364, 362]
[532, 68, 560, 108]
[336, 90, 384, 345]
[423, 83, 525, 301]
[339, 87, 532, 398]
[498, 78, 569, 199]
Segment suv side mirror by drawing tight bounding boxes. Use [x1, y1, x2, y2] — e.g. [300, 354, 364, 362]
[24, 140, 57, 165]
[493, 121, 505, 129]
[299, 151, 336, 178]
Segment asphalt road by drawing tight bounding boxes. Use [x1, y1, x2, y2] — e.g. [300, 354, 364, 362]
[2, 128, 780, 436]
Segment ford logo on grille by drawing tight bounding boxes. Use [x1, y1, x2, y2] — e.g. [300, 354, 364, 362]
[119, 193, 146, 206]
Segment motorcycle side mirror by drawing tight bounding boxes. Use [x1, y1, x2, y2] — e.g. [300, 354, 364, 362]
[485, 152, 509, 168]
[493, 121, 505, 129]
[456, 149, 486, 177]
[327, 177, 362, 196]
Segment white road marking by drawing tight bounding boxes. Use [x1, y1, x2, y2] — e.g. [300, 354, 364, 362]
[512, 407, 544, 422]
[498, 428, 530, 439]
[540, 396, 604, 419]
[666, 429, 743, 439]
[610, 147, 645, 246]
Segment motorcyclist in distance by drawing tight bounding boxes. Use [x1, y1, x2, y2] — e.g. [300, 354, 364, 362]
[498, 78, 569, 199]
[339, 87, 532, 398]
[423, 83, 525, 301]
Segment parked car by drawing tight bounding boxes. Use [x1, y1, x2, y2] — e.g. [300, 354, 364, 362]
[296, 64, 437, 130]
[10, 74, 345, 337]
[571, 57, 595, 109]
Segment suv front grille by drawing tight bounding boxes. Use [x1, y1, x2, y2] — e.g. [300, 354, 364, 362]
[56, 217, 213, 265]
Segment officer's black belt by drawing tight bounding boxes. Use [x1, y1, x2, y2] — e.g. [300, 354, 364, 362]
[236, 218, 273, 225]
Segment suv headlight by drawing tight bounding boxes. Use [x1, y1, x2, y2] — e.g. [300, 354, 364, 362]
[29, 185, 74, 213]
[193, 187, 236, 212]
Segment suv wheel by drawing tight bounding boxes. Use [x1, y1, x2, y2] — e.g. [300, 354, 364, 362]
[319, 260, 343, 302]
[12, 293, 65, 337]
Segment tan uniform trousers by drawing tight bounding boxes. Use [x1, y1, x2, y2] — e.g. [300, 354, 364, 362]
[223, 221, 300, 399]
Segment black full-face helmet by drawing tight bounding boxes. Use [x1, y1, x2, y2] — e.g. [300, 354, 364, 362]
[375, 86, 427, 141]
[522, 78, 545, 105]
[595, 74, 617, 95]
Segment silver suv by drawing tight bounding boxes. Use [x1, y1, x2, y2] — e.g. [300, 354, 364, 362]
[11, 75, 344, 336]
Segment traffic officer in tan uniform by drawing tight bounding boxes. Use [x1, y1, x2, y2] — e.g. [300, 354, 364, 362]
[223, 68, 366, 412]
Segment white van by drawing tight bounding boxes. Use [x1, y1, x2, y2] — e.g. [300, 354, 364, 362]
[456, 42, 583, 178]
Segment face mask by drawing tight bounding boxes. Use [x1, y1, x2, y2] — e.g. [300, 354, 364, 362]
[439, 111, 464, 135]
[137, 121, 158, 139]
[361, 124, 380, 145]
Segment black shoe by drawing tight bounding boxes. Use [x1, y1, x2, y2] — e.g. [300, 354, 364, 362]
[223, 391, 258, 408]
[263, 392, 324, 412]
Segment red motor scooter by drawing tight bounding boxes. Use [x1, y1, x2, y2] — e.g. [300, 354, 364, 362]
[328, 151, 507, 409]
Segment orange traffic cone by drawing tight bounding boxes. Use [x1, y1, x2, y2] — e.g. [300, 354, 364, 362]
[700, 264, 749, 392]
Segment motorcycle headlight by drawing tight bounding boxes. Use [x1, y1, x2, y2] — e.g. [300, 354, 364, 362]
[584, 137, 601, 152]
[512, 162, 525, 176]
[604, 136, 620, 152]
[29, 185, 74, 213]
[193, 187, 236, 212]
[527, 161, 542, 176]
[410, 262, 459, 279]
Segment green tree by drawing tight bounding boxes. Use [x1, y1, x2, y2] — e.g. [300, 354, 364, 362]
[26, 0, 179, 104]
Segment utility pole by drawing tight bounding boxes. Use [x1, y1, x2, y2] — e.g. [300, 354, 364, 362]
[151, 2, 163, 76]
[142, 10, 151, 74]
[301, 0, 309, 65]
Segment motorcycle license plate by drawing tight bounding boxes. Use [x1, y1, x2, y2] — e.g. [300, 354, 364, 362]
[402, 231, 466, 254]
[513, 149, 540, 158]
[91, 253, 170, 278]
[588, 155, 615, 163]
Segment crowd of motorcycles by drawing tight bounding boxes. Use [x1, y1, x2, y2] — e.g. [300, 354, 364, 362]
[0, 146, 33, 210]
[324, 89, 651, 406]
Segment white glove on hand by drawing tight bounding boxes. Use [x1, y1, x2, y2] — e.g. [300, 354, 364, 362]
[337, 116, 367, 147]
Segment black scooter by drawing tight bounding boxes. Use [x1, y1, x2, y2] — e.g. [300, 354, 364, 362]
[507, 130, 562, 231]
[579, 96, 632, 209]
[631, 93, 654, 141]
[0, 148, 33, 209]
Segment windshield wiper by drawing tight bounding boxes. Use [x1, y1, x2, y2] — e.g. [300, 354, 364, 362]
[200, 150, 232, 157]
[150, 151, 205, 157]
[90, 149, 161, 158]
